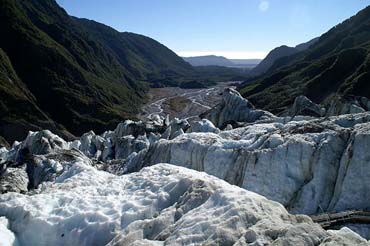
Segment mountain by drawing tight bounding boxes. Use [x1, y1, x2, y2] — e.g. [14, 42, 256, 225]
[183, 55, 235, 67]
[0, 48, 73, 143]
[0, 0, 206, 143]
[240, 5, 370, 114]
[295, 37, 319, 51]
[250, 45, 298, 75]
[250, 38, 319, 76]
[229, 59, 261, 68]
[183, 55, 261, 68]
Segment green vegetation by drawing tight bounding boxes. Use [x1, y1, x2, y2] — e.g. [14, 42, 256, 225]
[0, 47, 72, 142]
[0, 0, 245, 143]
[239, 6, 370, 114]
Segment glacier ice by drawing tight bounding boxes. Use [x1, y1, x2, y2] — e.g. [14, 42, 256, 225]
[1, 88, 370, 244]
[0, 162, 368, 245]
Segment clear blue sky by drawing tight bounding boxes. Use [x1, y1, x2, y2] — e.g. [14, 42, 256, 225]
[56, 0, 370, 59]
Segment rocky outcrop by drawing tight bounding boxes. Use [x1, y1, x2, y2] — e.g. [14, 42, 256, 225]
[200, 88, 275, 128]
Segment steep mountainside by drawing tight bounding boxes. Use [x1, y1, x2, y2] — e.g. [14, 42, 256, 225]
[251, 45, 298, 76]
[0, 0, 203, 143]
[240, 6, 370, 114]
[77, 19, 195, 84]
[0, 48, 72, 143]
[251, 38, 318, 76]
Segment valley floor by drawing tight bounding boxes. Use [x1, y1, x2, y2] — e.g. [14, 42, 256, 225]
[139, 82, 240, 121]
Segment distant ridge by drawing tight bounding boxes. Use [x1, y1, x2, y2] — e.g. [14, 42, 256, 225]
[183, 55, 261, 68]
[251, 37, 319, 76]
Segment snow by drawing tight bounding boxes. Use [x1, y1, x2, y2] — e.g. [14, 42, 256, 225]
[0, 217, 17, 246]
[1, 162, 367, 245]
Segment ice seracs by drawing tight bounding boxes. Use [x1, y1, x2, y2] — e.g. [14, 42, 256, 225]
[133, 113, 370, 216]
[200, 88, 275, 128]
[286, 95, 324, 117]
[1, 87, 370, 243]
[325, 95, 370, 116]
[188, 119, 220, 133]
[284, 94, 370, 118]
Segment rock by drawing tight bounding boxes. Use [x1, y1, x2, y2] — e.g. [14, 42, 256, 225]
[0, 165, 28, 193]
[0, 163, 366, 245]
[287, 95, 324, 117]
[201, 88, 275, 128]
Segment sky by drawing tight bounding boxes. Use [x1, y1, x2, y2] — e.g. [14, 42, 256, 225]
[56, 0, 370, 59]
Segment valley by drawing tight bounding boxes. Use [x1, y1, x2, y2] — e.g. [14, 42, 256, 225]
[1, 0, 370, 245]
[139, 82, 241, 121]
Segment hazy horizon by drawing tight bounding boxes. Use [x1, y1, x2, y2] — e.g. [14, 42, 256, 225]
[56, 0, 369, 59]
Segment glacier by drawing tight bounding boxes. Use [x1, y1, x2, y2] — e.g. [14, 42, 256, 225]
[0, 162, 368, 245]
[0, 88, 370, 245]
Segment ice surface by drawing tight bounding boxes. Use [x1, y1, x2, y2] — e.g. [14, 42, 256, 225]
[0, 217, 17, 246]
[1, 162, 367, 245]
